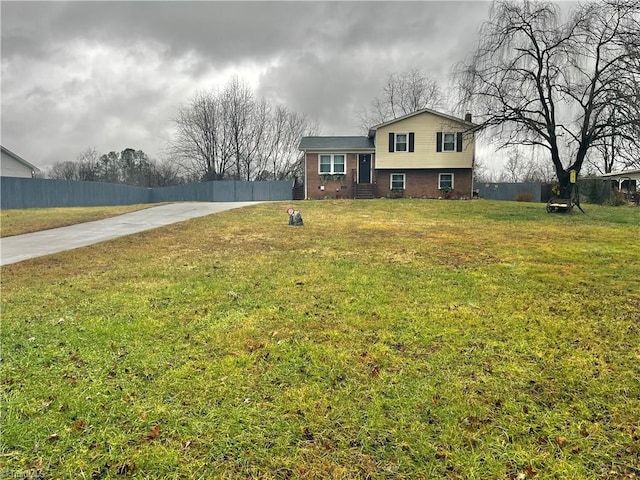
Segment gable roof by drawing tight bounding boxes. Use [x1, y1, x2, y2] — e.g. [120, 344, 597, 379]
[367, 108, 477, 137]
[1, 145, 40, 172]
[299, 136, 374, 151]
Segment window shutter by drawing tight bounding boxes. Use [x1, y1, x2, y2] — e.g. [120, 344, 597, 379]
[389, 132, 395, 152]
[409, 132, 415, 152]
[436, 132, 442, 152]
[456, 132, 463, 152]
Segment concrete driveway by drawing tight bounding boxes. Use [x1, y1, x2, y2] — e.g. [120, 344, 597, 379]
[1, 202, 263, 266]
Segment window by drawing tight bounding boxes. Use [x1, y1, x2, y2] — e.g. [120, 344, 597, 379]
[319, 155, 331, 174]
[318, 154, 345, 175]
[443, 133, 456, 151]
[439, 173, 454, 190]
[391, 173, 406, 190]
[396, 133, 408, 152]
[436, 132, 463, 152]
[388, 132, 415, 152]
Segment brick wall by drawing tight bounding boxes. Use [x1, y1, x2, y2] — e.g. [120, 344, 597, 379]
[305, 153, 358, 199]
[374, 169, 473, 199]
[304, 153, 472, 199]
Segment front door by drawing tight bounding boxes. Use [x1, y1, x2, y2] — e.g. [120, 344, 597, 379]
[358, 154, 371, 184]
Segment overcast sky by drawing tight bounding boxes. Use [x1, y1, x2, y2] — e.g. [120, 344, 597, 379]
[1, 1, 492, 170]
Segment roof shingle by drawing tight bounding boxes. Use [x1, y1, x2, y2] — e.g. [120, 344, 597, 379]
[299, 136, 374, 151]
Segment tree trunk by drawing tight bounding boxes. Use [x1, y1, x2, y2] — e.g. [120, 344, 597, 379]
[557, 170, 573, 198]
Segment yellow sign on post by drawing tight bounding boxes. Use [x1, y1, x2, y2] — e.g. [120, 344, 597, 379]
[569, 170, 577, 184]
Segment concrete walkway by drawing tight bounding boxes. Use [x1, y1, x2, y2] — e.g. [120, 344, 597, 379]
[1, 202, 263, 266]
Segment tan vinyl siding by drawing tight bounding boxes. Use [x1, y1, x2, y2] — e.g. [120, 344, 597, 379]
[375, 111, 474, 169]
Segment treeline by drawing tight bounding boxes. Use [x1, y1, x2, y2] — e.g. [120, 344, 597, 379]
[48, 148, 184, 187]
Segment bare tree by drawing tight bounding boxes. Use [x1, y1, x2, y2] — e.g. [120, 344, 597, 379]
[171, 91, 230, 181]
[457, 0, 640, 199]
[243, 97, 271, 181]
[171, 76, 318, 182]
[286, 113, 320, 179]
[590, 113, 640, 173]
[221, 77, 254, 180]
[150, 157, 185, 187]
[359, 69, 444, 130]
[499, 146, 557, 182]
[259, 106, 319, 180]
[502, 149, 525, 183]
[48, 161, 79, 180]
[472, 155, 495, 184]
[75, 147, 101, 181]
[261, 105, 289, 180]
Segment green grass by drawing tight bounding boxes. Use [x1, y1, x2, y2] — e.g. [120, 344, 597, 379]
[1, 200, 639, 479]
[0, 204, 163, 237]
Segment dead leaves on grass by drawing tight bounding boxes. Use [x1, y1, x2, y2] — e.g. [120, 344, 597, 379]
[462, 415, 492, 430]
[92, 461, 136, 478]
[554, 436, 568, 448]
[71, 419, 85, 432]
[143, 424, 161, 442]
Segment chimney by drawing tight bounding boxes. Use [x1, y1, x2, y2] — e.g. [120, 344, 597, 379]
[464, 112, 472, 123]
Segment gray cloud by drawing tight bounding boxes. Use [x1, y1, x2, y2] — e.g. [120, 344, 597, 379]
[1, 1, 490, 169]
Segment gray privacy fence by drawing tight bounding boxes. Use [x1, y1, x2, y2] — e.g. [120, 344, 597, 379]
[150, 181, 291, 203]
[0, 177, 292, 209]
[475, 182, 544, 202]
[475, 180, 624, 203]
[1, 178, 151, 209]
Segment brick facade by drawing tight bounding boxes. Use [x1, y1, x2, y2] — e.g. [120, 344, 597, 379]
[305, 153, 359, 199]
[304, 153, 472, 200]
[373, 169, 473, 199]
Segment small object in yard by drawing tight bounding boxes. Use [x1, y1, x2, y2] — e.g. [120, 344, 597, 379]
[546, 197, 573, 213]
[546, 196, 584, 213]
[287, 207, 304, 226]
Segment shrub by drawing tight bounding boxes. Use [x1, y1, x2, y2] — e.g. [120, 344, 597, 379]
[580, 178, 607, 204]
[387, 189, 404, 199]
[515, 191, 534, 202]
[606, 189, 627, 206]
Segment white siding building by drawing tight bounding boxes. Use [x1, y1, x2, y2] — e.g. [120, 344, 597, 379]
[1, 146, 40, 178]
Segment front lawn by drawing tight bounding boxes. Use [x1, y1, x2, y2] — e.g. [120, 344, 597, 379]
[0, 204, 162, 237]
[1, 200, 639, 478]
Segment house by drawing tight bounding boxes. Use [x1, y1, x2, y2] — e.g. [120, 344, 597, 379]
[1, 146, 40, 178]
[299, 108, 476, 200]
[596, 168, 640, 204]
[598, 168, 640, 192]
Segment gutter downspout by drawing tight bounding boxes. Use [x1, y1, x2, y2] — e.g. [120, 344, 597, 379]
[471, 135, 476, 199]
[304, 151, 308, 200]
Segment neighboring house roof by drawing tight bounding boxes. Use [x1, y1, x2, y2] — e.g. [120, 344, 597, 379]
[299, 136, 374, 151]
[599, 168, 640, 180]
[1, 145, 40, 173]
[367, 108, 477, 137]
